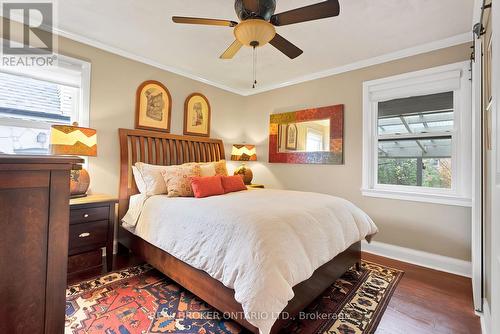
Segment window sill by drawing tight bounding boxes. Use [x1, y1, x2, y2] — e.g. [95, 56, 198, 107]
[361, 188, 472, 207]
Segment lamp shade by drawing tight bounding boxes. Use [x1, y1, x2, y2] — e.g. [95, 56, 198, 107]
[231, 144, 257, 161]
[50, 123, 97, 157]
[234, 19, 276, 47]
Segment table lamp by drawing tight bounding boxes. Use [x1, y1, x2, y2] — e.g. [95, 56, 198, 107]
[231, 144, 257, 185]
[50, 122, 97, 198]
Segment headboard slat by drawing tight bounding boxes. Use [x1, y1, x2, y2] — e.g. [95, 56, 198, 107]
[119, 128, 226, 220]
[130, 136, 138, 164]
[155, 138, 161, 164]
[139, 137, 146, 163]
[200, 143, 205, 162]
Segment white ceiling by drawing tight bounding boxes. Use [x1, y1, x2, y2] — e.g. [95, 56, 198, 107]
[56, 0, 473, 95]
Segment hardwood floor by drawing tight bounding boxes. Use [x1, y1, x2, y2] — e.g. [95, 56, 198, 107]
[363, 252, 481, 334]
[68, 252, 482, 334]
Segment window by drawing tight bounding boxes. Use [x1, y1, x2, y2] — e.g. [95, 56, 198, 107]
[362, 62, 472, 206]
[306, 128, 324, 151]
[0, 55, 90, 155]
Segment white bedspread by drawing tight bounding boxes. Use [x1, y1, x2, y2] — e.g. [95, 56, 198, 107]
[123, 189, 378, 334]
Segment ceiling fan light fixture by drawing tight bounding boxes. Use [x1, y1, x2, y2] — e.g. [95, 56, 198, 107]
[234, 19, 276, 47]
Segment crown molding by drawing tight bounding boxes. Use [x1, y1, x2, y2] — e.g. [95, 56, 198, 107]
[248, 32, 472, 95]
[53, 27, 471, 97]
[52, 27, 244, 96]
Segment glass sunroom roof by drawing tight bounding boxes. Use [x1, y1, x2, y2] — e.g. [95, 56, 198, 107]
[377, 92, 454, 159]
[379, 137, 452, 158]
[378, 111, 454, 135]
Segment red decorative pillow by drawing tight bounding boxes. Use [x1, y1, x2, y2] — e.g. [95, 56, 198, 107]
[190, 175, 225, 198]
[221, 175, 247, 193]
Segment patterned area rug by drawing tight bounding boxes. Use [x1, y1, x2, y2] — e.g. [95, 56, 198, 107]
[65, 261, 403, 334]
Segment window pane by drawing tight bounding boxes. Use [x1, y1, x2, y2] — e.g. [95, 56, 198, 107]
[377, 91, 454, 189]
[404, 111, 454, 134]
[378, 137, 452, 158]
[0, 70, 79, 155]
[378, 137, 452, 189]
[0, 124, 50, 155]
[378, 117, 409, 135]
[422, 158, 452, 188]
[378, 158, 417, 186]
[378, 157, 452, 188]
[378, 92, 454, 136]
[0, 72, 76, 124]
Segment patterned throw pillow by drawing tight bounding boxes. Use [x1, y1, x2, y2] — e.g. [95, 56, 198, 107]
[162, 164, 201, 197]
[199, 163, 216, 177]
[183, 160, 228, 177]
[213, 160, 228, 176]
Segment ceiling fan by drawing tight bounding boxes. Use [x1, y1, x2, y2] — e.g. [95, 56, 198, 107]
[172, 0, 341, 60]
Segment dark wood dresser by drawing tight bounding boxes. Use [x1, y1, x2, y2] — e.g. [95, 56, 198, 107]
[0, 155, 81, 334]
[68, 194, 117, 281]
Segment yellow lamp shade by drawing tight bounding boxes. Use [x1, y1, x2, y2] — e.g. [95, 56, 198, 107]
[234, 19, 276, 47]
[50, 123, 97, 157]
[231, 144, 257, 161]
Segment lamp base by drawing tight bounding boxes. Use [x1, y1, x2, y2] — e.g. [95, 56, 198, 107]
[70, 167, 90, 198]
[234, 163, 253, 185]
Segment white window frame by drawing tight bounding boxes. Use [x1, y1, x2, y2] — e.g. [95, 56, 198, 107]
[0, 52, 91, 151]
[362, 61, 472, 207]
[0, 53, 91, 127]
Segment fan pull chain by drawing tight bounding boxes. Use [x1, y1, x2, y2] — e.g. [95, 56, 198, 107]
[252, 45, 257, 89]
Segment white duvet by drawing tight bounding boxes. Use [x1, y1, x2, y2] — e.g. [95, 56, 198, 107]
[123, 189, 378, 334]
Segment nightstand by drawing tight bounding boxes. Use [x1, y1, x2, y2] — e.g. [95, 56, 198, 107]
[68, 194, 117, 279]
[247, 184, 265, 189]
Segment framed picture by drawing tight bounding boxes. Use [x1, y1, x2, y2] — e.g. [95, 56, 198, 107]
[184, 93, 211, 137]
[135, 80, 172, 133]
[285, 124, 298, 150]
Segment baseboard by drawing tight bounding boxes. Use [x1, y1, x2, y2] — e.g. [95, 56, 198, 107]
[480, 299, 491, 334]
[362, 240, 472, 277]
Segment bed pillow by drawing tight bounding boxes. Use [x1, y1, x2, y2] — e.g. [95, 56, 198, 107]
[200, 163, 216, 177]
[131, 166, 147, 194]
[184, 160, 228, 176]
[162, 164, 201, 197]
[213, 160, 229, 176]
[134, 162, 170, 195]
[190, 175, 225, 198]
[221, 175, 247, 193]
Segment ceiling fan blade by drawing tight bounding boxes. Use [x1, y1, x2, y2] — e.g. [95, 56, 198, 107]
[172, 16, 238, 27]
[270, 0, 340, 26]
[220, 40, 243, 59]
[269, 34, 303, 59]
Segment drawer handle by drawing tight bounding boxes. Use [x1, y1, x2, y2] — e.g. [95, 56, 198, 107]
[83, 213, 89, 218]
[79, 232, 91, 238]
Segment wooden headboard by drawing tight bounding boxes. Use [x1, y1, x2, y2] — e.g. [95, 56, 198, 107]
[118, 128, 225, 220]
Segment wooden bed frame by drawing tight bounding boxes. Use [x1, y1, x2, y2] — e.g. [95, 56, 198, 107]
[117, 128, 361, 333]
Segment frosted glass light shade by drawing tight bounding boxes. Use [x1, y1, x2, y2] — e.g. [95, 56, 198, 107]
[234, 19, 276, 47]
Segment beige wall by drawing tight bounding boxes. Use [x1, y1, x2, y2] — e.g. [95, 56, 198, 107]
[241, 44, 472, 261]
[1, 16, 472, 261]
[56, 39, 474, 261]
[54, 37, 243, 198]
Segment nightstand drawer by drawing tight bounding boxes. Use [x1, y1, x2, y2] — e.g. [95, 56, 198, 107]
[69, 220, 108, 252]
[68, 250, 103, 274]
[70, 206, 109, 224]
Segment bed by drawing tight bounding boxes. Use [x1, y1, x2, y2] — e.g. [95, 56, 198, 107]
[117, 128, 377, 334]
